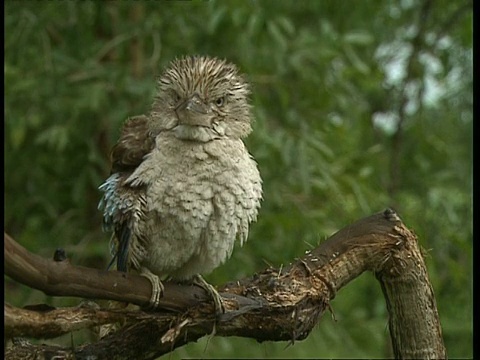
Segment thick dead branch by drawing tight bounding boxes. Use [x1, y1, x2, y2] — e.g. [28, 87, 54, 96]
[4, 232, 208, 311]
[4, 209, 446, 359]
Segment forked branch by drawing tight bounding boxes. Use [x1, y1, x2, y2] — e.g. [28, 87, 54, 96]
[4, 209, 446, 359]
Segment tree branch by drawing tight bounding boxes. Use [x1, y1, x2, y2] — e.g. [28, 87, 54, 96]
[388, 0, 433, 199]
[4, 209, 446, 359]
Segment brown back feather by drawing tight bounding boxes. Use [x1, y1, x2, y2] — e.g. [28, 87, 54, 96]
[110, 115, 155, 174]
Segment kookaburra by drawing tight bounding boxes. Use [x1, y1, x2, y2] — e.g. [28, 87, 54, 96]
[98, 55, 263, 313]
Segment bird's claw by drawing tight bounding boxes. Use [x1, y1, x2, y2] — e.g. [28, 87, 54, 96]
[140, 267, 164, 308]
[193, 274, 225, 316]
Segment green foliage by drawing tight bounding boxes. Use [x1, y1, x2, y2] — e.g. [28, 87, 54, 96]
[5, 1, 472, 358]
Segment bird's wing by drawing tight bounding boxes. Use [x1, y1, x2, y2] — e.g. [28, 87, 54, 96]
[98, 115, 154, 272]
[111, 115, 155, 173]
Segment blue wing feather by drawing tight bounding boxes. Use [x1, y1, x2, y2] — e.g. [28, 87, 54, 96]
[98, 173, 131, 272]
[116, 222, 131, 272]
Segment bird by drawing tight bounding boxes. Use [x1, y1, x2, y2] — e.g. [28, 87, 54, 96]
[98, 55, 263, 314]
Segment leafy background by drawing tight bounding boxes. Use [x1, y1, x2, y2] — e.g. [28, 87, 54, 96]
[4, 1, 472, 358]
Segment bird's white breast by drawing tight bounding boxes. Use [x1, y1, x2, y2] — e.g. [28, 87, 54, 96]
[126, 133, 262, 280]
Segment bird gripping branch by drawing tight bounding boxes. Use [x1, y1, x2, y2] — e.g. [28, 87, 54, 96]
[98, 55, 263, 313]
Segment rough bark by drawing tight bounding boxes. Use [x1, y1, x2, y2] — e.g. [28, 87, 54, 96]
[4, 209, 447, 359]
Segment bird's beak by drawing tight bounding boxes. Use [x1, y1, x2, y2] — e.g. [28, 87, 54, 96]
[175, 94, 212, 127]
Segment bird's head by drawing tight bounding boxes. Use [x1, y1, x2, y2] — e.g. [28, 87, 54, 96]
[149, 56, 252, 142]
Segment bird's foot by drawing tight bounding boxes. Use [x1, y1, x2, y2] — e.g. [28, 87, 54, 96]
[193, 274, 225, 316]
[140, 267, 164, 308]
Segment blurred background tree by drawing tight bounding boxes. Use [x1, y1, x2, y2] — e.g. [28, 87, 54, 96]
[4, 0, 472, 358]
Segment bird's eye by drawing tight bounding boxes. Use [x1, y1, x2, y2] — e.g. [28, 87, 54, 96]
[215, 96, 226, 107]
[172, 90, 181, 103]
